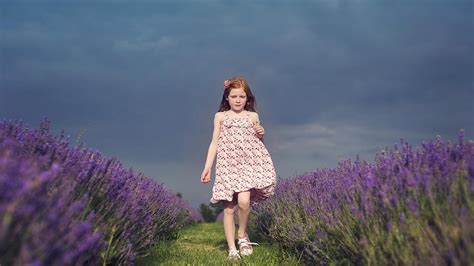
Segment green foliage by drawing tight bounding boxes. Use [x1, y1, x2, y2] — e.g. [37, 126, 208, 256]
[200, 203, 215, 222]
[210, 202, 224, 219]
[199, 202, 224, 222]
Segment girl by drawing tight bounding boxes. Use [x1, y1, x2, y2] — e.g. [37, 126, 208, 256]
[200, 75, 277, 260]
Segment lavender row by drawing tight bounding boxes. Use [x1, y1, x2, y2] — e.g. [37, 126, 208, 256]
[0, 119, 202, 265]
[249, 131, 474, 265]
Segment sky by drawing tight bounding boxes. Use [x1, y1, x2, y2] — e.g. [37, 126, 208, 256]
[1, 0, 473, 209]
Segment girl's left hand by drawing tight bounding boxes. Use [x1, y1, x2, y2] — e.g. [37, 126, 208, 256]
[255, 125, 265, 137]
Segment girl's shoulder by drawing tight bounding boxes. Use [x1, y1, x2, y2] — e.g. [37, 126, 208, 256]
[247, 110, 258, 116]
[247, 111, 259, 124]
[215, 111, 226, 123]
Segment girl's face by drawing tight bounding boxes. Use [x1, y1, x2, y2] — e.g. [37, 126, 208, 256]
[226, 88, 247, 112]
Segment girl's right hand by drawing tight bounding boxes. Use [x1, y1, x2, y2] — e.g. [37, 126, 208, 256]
[200, 168, 211, 183]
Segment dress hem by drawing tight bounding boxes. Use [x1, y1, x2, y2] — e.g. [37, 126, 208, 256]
[210, 182, 276, 205]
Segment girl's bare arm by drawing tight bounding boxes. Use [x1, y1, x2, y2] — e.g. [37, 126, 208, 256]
[204, 113, 221, 170]
[253, 112, 264, 142]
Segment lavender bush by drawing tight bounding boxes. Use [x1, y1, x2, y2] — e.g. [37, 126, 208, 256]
[0, 119, 201, 265]
[249, 131, 474, 265]
[0, 139, 105, 265]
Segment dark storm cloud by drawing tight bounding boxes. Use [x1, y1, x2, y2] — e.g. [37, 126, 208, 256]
[1, 0, 473, 207]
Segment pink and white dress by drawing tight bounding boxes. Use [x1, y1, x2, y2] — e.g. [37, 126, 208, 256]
[210, 110, 276, 207]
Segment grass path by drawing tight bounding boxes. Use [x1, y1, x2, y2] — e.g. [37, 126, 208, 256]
[137, 222, 302, 265]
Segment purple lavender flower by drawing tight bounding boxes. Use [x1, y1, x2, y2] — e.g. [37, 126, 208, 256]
[1, 119, 198, 265]
[249, 130, 473, 265]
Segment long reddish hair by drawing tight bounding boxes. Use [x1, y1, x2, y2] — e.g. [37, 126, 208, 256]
[218, 75, 257, 112]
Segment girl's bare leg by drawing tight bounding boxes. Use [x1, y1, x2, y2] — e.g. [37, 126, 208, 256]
[223, 200, 237, 250]
[237, 190, 251, 238]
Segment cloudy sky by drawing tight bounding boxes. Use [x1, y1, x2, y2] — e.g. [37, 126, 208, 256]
[1, 0, 473, 208]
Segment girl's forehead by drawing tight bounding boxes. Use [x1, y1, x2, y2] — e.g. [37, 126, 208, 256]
[229, 88, 246, 96]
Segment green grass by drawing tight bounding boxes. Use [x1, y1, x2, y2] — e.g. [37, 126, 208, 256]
[137, 222, 303, 265]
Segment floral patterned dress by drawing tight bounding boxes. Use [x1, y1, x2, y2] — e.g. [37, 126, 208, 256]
[210, 110, 276, 207]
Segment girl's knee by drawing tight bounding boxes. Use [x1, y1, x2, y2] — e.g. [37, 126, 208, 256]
[224, 206, 235, 215]
[223, 201, 237, 215]
[238, 199, 250, 210]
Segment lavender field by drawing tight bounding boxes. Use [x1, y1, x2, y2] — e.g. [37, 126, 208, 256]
[2, 118, 472, 265]
[0, 119, 202, 265]
[249, 130, 473, 264]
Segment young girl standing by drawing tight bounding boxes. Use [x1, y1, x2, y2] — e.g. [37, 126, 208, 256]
[200, 75, 277, 260]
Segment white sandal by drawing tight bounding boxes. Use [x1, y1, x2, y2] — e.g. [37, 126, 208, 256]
[227, 248, 241, 260]
[238, 234, 259, 256]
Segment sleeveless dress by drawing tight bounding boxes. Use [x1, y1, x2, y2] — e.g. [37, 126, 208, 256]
[210, 110, 276, 207]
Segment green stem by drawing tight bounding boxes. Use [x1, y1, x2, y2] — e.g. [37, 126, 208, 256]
[102, 224, 116, 266]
